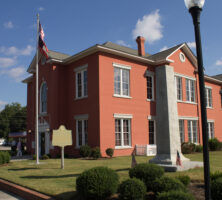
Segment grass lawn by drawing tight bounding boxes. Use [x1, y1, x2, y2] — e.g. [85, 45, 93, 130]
[0, 151, 221, 200]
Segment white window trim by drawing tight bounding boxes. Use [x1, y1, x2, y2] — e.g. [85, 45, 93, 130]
[146, 71, 155, 101]
[174, 72, 196, 81]
[40, 81, 47, 115]
[179, 119, 185, 144]
[179, 116, 199, 120]
[207, 121, 215, 139]
[113, 63, 131, 98]
[205, 87, 213, 108]
[114, 115, 132, 149]
[75, 65, 88, 99]
[188, 120, 199, 144]
[148, 119, 156, 145]
[186, 79, 196, 103]
[175, 76, 183, 101]
[75, 114, 88, 148]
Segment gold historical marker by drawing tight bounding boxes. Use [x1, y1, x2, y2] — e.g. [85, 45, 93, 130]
[52, 125, 72, 169]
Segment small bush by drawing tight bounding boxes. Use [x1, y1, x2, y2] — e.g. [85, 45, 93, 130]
[0, 152, 11, 164]
[79, 145, 92, 158]
[211, 177, 222, 200]
[157, 190, 195, 200]
[181, 142, 196, 154]
[91, 147, 101, 159]
[41, 154, 49, 160]
[76, 166, 119, 200]
[106, 148, 114, 158]
[32, 154, 36, 160]
[176, 175, 191, 186]
[211, 171, 222, 182]
[4, 151, 11, 163]
[195, 145, 203, 152]
[118, 178, 146, 200]
[209, 138, 222, 151]
[129, 163, 164, 191]
[152, 176, 186, 196]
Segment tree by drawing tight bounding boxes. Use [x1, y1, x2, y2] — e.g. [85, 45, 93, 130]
[0, 103, 26, 139]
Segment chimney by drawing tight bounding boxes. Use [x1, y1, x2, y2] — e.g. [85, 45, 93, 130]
[136, 36, 145, 56]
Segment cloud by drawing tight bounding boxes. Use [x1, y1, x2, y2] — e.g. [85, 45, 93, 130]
[215, 60, 222, 66]
[0, 67, 26, 82]
[0, 100, 7, 111]
[116, 40, 131, 47]
[0, 57, 17, 68]
[0, 45, 34, 56]
[38, 7, 45, 11]
[4, 21, 14, 29]
[132, 10, 163, 44]
[160, 46, 168, 52]
[187, 42, 196, 49]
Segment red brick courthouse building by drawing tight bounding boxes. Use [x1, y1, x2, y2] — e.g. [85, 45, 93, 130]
[23, 36, 222, 157]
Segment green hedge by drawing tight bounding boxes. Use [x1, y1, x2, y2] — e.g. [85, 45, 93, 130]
[0, 151, 11, 164]
[79, 145, 92, 158]
[211, 177, 222, 200]
[176, 175, 191, 186]
[209, 138, 222, 151]
[76, 166, 119, 200]
[129, 163, 164, 191]
[157, 191, 195, 200]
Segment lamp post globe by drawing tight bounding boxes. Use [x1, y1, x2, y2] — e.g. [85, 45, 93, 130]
[184, 0, 205, 10]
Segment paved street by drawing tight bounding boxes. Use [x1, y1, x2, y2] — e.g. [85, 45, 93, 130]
[0, 190, 24, 200]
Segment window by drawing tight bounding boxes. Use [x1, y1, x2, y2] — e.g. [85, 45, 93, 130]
[175, 76, 183, 101]
[205, 87, 212, 108]
[114, 63, 130, 97]
[115, 118, 131, 147]
[147, 76, 154, 100]
[179, 120, 185, 144]
[148, 120, 155, 144]
[188, 120, 198, 143]
[75, 65, 88, 99]
[186, 79, 195, 102]
[208, 122, 214, 139]
[76, 119, 88, 147]
[40, 82, 47, 113]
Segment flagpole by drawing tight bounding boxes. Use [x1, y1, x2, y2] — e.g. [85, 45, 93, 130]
[35, 13, 40, 164]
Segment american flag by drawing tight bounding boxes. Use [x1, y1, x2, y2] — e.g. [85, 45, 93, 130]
[38, 22, 48, 59]
[176, 150, 182, 166]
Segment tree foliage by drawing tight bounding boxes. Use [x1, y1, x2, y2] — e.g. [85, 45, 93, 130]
[0, 103, 26, 138]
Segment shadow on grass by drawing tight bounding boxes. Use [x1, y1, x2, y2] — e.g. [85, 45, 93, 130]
[115, 168, 130, 172]
[8, 168, 40, 171]
[53, 191, 79, 200]
[21, 173, 80, 179]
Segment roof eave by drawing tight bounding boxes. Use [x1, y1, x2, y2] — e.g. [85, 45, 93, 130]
[204, 76, 222, 85]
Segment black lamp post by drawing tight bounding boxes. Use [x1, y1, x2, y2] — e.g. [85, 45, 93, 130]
[184, 0, 211, 199]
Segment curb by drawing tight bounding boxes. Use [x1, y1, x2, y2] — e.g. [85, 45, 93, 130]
[0, 179, 54, 200]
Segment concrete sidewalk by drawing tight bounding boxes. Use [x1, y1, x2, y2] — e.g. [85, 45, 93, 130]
[0, 190, 24, 200]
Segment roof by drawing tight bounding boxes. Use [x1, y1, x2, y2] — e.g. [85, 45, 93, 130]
[102, 42, 150, 57]
[211, 74, 222, 81]
[48, 50, 70, 60]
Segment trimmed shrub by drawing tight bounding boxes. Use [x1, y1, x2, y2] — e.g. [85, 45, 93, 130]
[157, 191, 195, 200]
[105, 148, 114, 158]
[0, 154, 2, 165]
[79, 145, 92, 158]
[4, 151, 11, 163]
[209, 138, 222, 151]
[211, 171, 222, 182]
[41, 154, 49, 160]
[152, 176, 186, 196]
[76, 166, 119, 200]
[195, 145, 203, 152]
[32, 154, 36, 160]
[91, 147, 101, 159]
[211, 177, 222, 200]
[0, 152, 11, 164]
[118, 178, 146, 200]
[176, 175, 191, 186]
[181, 142, 196, 154]
[129, 163, 164, 191]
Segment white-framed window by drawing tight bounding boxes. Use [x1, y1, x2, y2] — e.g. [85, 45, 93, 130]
[207, 122, 214, 139]
[205, 87, 212, 108]
[188, 120, 198, 143]
[40, 82, 47, 114]
[148, 120, 156, 144]
[114, 63, 130, 97]
[114, 116, 131, 148]
[175, 76, 183, 101]
[75, 65, 88, 99]
[75, 114, 88, 148]
[147, 75, 154, 100]
[186, 79, 195, 103]
[179, 119, 185, 144]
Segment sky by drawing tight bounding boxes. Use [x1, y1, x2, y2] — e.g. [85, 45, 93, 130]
[0, 0, 222, 110]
